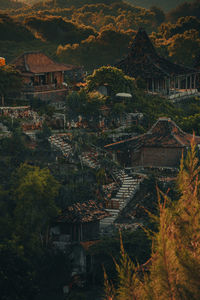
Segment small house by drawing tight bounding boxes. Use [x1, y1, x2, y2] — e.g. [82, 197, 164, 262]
[51, 200, 109, 247]
[50, 200, 109, 278]
[12, 51, 76, 101]
[105, 117, 200, 168]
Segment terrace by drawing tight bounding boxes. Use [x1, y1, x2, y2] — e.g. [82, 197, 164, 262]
[23, 82, 68, 94]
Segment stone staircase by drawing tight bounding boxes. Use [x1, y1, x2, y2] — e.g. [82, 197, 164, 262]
[49, 135, 102, 167]
[100, 170, 142, 234]
[48, 134, 72, 157]
[80, 150, 100, 169]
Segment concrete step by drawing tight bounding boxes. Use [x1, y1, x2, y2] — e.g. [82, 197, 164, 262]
[106, 209, 119, 213]
[118, 188, 136, 193]
[122, 179, 136, 183]
[120, 186, 137, 190]
[119, 187, 136, 191]
[100, 218, 115, 224]
[116, 193, 132, 197]
[117, 189, 134, 193]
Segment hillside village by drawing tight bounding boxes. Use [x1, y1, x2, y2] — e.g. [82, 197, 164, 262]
[0, 0, 200, 300]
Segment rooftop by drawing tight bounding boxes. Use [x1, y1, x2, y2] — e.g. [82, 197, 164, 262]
[116, 28, 198, 79]
[12, 51, 75, 74]
[105, 117, 200, 149]
[56, 200, 110, 224]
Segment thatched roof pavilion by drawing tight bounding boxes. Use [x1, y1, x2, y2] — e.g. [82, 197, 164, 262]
[116, 28, 199, 95]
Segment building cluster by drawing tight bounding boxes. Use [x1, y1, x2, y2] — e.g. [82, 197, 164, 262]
[1, 28, 200, 292]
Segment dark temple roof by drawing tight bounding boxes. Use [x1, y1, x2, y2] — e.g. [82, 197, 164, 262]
[56, 200, 109, 224]
[105, 117, 200, 150]
[115, 28, 198, 79]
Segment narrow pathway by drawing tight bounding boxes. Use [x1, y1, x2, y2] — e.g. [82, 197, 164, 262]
[80, 150, 100, 169]
[48, 134, 72, 157]
[100, 170, 143, 234]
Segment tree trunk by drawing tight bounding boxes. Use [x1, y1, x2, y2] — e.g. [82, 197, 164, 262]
[1, 94, 4, 106]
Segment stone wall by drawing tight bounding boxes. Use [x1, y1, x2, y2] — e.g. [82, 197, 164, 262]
[115, 146, 184, 168]
[138, 147, 183, 168]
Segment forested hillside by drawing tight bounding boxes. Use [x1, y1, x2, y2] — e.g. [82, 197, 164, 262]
[0, 0, 199, 71]
[126, 0, 195, 11]
[0, 0, 24, 9]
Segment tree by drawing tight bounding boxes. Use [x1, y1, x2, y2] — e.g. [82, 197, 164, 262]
[104, 139, 200, 299]
[86, 66, 135, 97]
[167, 0, 200, 23]
[25, 15, 96, 44]
[0, 0, 23, 9]
[0, 65, 22, 106]
[83, 91, 105, 128]
[149, 6, 165, 27]
[12, 163, 60, 250]
[168, 29, 200, 66]
[66, 91, 87, 125]
[0, 127, 31, 168]
[0, 243, 37, 300]
[57, 29, 132, 69]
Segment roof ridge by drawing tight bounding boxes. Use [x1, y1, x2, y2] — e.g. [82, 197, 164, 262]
[24, 53, 29, 72]
[104, 118, 200, 149]
[147, 55, 170, 77]
[172, 133, 186, 147]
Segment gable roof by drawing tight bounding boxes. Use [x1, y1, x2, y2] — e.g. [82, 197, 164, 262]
[56, 200, 109, 224]
[11, 51, 72, 74]
[116, 28, 198, 79]
[105, 117, 200, 150]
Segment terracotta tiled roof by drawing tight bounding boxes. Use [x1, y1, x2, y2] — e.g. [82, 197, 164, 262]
[56, 200, 110, 223]
[105, 117, 200, 149]
[80, 240, 100, 251]
[11, 52, 74, 74]
[115, 28, 198, 79]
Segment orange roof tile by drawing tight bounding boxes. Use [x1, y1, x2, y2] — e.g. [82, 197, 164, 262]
[56, 200, 110, 223]
[12, 51, 75, 74]
[105, 117, 200, 149]
[80, 240, 100, 251]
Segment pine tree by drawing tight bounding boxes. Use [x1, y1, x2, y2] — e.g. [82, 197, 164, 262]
[105, 138, 200, 300]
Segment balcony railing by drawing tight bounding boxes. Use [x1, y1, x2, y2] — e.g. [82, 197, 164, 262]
[23, 83, 67, 93]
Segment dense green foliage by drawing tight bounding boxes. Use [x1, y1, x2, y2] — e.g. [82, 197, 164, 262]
[90, 230, 151, 284]
[86, 66, 135, 95]
[0, 0, 199, 69]
[57, 29, 133, 69]
[0, 0, 23, 9]
[0, 65, 23, 105]
[0, 127, 70, 299]
[0, 14, 35, 42]
[167, 0, 200, 22]
[25, 15, 96, 44]
[126, 0, 195, 12]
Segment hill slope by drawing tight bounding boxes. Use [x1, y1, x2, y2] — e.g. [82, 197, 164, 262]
[125, 0, 195, 11]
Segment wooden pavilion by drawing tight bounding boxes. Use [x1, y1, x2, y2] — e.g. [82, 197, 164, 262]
[116, 28, 199, 95]
[12, 51, 78, 101]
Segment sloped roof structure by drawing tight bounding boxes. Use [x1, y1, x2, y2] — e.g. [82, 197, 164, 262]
[56, 200, 109, 224]
[105, 117, 200, 150]
[116, 28, 198, 79]
[12, 51, 74, 74]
